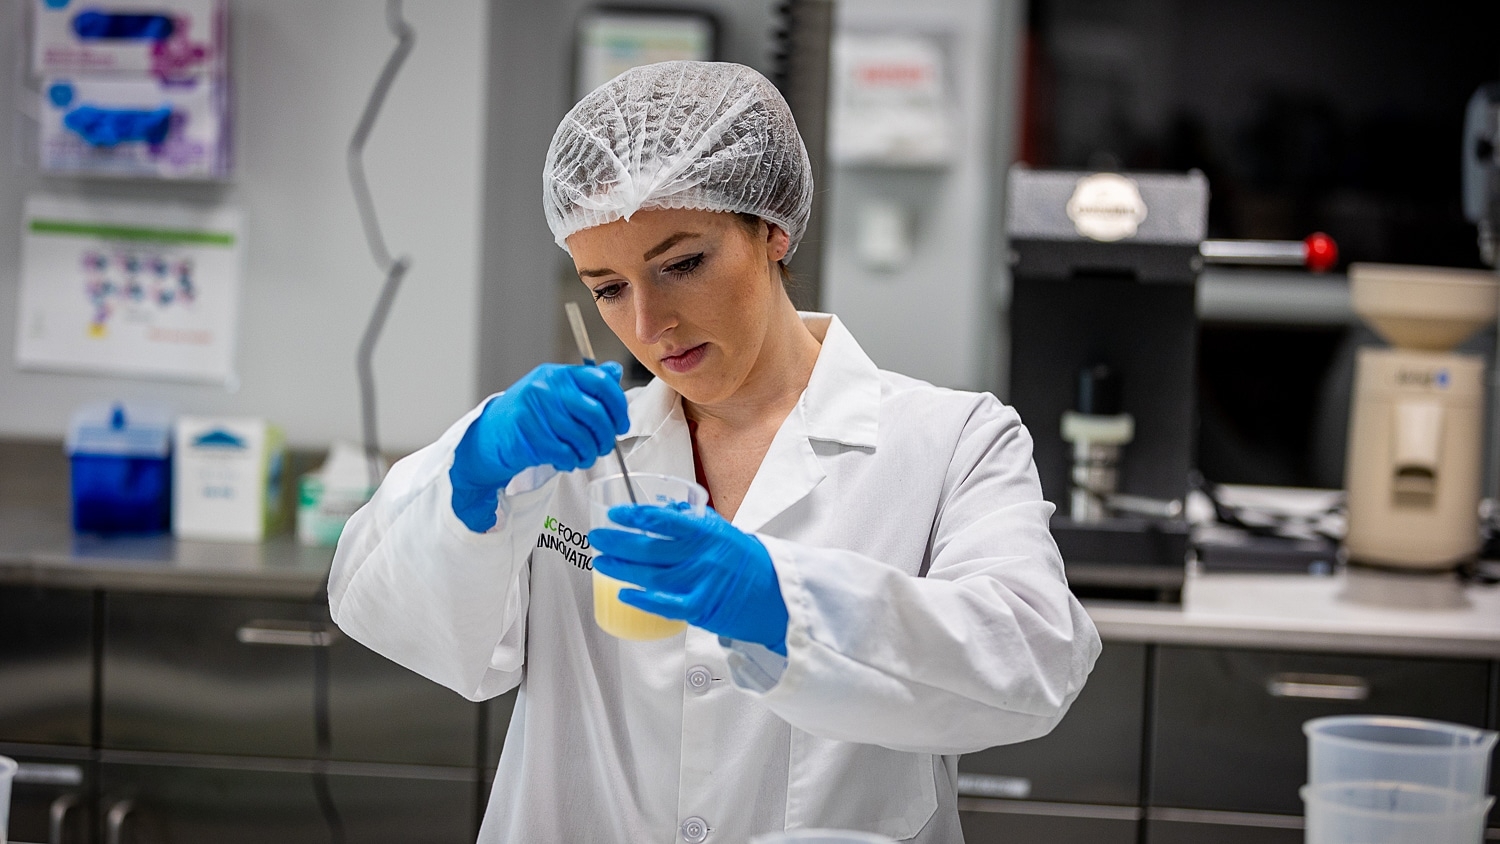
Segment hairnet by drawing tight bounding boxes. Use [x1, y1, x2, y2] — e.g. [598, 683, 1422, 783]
[543, 61, 814, 262]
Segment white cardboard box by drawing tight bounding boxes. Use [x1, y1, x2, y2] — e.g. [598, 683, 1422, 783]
[172, 416, 283, 542]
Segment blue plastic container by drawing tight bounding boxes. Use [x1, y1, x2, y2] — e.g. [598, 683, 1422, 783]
[66, 403, 173, 534]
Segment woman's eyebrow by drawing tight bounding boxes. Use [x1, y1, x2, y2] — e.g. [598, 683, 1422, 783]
[643, 232, 700, 261]
[577, 231, 704, 276]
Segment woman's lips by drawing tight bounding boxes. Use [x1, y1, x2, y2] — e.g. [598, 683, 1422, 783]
[661, 343, 708, 374]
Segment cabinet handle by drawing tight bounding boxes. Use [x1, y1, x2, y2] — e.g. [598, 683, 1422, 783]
[236, 620, 341, 647]
[14, 762, 84, 787]
[48, 793, 78, 844]
[105, 799, 135, 844]
[956, 772, 1033, 799]
[1266, 672, 1370, 701]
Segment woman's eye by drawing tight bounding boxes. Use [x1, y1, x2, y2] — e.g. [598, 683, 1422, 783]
[592, 282, 624, 301]
[664, 253, 704, 276]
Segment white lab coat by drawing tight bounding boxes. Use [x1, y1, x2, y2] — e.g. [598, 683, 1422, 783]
[329, 313, 1100, 843]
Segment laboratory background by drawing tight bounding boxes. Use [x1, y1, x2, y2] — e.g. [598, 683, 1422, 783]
[0, 0, 1498, 842]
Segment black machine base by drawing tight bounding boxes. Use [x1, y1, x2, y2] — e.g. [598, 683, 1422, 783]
[1052, 517, 1189, 603]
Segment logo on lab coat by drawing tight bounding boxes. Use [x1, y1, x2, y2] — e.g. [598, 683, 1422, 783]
[537, 516, 593, 571]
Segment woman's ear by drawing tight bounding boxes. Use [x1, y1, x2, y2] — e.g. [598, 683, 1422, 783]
[765, 223, 791, 263]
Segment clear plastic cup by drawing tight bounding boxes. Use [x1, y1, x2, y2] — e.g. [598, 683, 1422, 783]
[588, 473, 708, 641]
[1305, 716, 1498, 796]
[1302, 781, 1494, 844]
[0, 755, 16, 844]
[749, 831, 896, 844]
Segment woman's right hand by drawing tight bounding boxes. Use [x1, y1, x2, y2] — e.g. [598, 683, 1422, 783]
[450, 362, 629, 532]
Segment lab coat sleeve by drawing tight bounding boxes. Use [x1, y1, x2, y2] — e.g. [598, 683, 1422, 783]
[725, 396, 1101, 755]
[328, 398, 558, 702]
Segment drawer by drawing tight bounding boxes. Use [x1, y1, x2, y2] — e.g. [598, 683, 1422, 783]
[0, 745, 95, 844]
[1144, 811, 1303, 844]
[99, 757, 476, 844]
[1150, 645, 1491, 816]
[102, 593, 478, 766]
[1492, 659, 1499, 822]
[327, 620, 485, 767]
[960, 642, 1145, 805]
[483, 689, 518, 774]
[0, 586, 94, 746]
[959, 797, 1138, 844]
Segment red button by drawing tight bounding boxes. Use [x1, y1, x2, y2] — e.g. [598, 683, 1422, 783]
[1304, 232, 1338, 273]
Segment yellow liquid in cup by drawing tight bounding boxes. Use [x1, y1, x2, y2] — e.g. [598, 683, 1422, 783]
[588, 472, 706, 641]
[593, 571, 687, 640]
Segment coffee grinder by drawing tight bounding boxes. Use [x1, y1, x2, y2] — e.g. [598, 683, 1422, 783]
[1006, 167, 1208, 600]
[1341, 264, 1498, 604]
[1338, 82, 1500, 605]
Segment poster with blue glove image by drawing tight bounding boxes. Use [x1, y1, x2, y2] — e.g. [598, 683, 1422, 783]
[16, 194, 242, 383]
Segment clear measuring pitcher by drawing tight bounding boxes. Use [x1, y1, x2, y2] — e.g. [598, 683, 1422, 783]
[1302, 781, 1493, 844]
[1305, 716, 1498, 796]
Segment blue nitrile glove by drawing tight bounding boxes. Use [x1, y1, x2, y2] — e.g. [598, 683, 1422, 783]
[449, 362, 628, 533]
[63, 106, 173, 147]
[590, 505, 790, 655]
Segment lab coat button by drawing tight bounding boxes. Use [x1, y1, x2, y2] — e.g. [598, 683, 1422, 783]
[680, 816, 709, 843]
[686, 665, 713, 694]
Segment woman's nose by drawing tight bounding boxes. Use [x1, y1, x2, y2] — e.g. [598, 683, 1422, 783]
[632, 287, 675, 345]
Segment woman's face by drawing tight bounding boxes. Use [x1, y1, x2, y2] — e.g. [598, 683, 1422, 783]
[566, 208, 790, 405]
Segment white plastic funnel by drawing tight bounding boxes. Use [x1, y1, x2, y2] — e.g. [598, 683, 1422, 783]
[1350, 263, 1499, 351]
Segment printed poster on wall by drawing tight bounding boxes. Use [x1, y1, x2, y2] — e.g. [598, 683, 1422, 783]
[16, 195, 242, 383]
[574, 10, 716, 100]
[830, 32, 954, 167]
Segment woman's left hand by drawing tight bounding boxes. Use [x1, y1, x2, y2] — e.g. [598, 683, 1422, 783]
[589, 506, 789, 655]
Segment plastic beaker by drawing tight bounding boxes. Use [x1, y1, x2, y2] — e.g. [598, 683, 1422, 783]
[588, 473, 708, 641]
[0, 755, 16, 844]
[748, 831, 896, 844]
[1302, 781, 1493, 844]
[1305, 716, 1497, 796]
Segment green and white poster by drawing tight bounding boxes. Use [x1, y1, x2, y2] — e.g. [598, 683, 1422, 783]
[16, 194, 242, 383]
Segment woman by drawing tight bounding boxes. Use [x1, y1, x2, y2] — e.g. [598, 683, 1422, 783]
[330, 61, 1099, 843]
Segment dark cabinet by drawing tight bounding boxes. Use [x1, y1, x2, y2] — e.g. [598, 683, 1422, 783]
[0, 586, 94, 747]
[961, 642, 1497, 840]
[6, 579, 1496, 842]
[97, 760, 475, 844]
[1144, 814, 1303, 844]
[101, 593, 480, 766]
[484, 690, 518, 775]
[90, 591, 492, 841]
[959, 799, 1139, 844]
[102, 594, 326, 759]
[960, 642, 1146, 806]
[328, 616, 488, 767]
[0, 746, 95, 844]
[1491, 661, 1499, 819]
[1149, 645, 1493, 816]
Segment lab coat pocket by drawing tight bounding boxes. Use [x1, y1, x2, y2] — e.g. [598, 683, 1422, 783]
[785, 730, 938, 841]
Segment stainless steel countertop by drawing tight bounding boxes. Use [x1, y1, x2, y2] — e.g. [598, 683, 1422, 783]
[1, 429, 1497, 656]
[1087, 569, 1500, 659]
[2, 505, 1498, 659]
[0, 439, 333, 600]
[0, 504, 332, 600]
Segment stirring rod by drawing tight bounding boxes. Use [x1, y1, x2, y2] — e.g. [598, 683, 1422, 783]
[564, 302, 638, 504]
